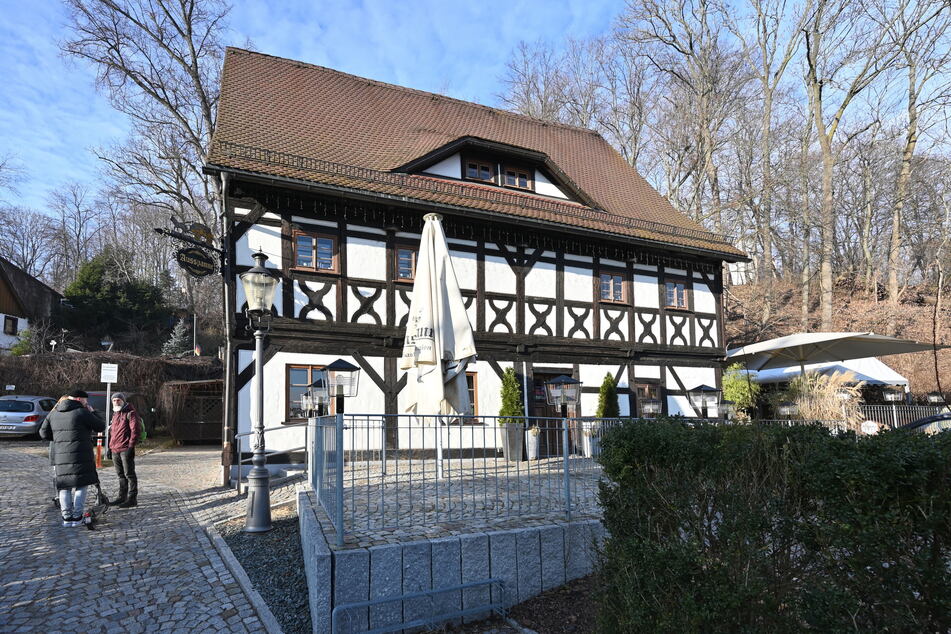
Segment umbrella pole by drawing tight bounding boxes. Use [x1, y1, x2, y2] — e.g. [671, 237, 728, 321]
[436, 414, 444, 481]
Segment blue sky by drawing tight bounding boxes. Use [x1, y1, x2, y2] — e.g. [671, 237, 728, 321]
[0, 0, 620, 211]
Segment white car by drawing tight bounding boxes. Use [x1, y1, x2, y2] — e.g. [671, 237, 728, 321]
[0, 395, 58, 437]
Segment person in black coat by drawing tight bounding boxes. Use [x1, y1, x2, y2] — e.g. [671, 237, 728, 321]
[39, 389, 105, 527]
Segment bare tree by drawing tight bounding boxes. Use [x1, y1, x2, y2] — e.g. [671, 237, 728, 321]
[0, 207, 57, 279]
[803, 0, 911, 329]
[62, 0, 227, 228]
[47, 182, 104, 287]
[881, 0, 951, 333]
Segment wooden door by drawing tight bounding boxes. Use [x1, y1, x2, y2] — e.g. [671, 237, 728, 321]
[531, 373, 564, 457]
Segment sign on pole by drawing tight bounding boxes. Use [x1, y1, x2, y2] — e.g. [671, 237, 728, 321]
[100, 363, 119, 384]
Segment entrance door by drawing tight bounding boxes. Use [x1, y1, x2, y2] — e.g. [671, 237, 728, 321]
[531, 373, 566, 457]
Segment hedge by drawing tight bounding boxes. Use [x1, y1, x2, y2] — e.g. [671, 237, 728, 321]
[596, 420, 951, 632]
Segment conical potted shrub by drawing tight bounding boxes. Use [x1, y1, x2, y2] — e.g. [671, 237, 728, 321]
[498, 367, 525, 461]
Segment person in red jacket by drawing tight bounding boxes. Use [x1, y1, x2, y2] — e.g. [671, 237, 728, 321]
[108, 393, 140, 508]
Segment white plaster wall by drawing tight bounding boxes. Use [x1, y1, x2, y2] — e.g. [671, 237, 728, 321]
[425, 153, 461, 178]
[534, 170, 568, 199]
[449, 250, 478, 290]
[694, 282, 716, 313]
[599, 308, 628, 341]
[465, 299, 478, 331]
[347, 238, 387, 280]
[291, 216, 337, 229]
[564, 253, 592, 263]
[0, 314, 28, 353]
[632, 275, 659, 308]
[564, 308, 594, 339]
[236, 278, 283, 316]
[484, 255, 516, 295]
[667, 395, 694, 417]
[578, 364, 628, 418]
[447, 238, 477, 247]
[395, 231, 421, 241]
[295, 280, 337, 321]
[696, 317, 718, 346]
[349, 285, 386, 325]
[563, 266, 592, 302]
[524, 261, 556, 298]
[347, 224, 386, 236]
[395, 289, 412, 326]
[665, 316, 690, 346]
[601, 258, 625, 269]
[633, 365, 661, 380]
[236, 353, 386, 453]
[237, 224, 283, 267]
[667, 267, 688, 276]
[634, 264, 657, 272]
[666, 366, 716, 391]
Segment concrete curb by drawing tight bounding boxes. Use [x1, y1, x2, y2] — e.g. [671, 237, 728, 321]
[205, 523, 285, 634]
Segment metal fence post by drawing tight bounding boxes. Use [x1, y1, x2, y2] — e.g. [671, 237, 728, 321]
[563, 417, 571, 522]
[335, 412, 345, 547]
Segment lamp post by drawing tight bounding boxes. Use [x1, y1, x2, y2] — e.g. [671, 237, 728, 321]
[688, 384, 721, 419]
[325, 359, 360, 414]
[304, 369, 330, 418]
[241, 251, 279, 533]
[641, 398, 662, 419]
[883, 386, 903, 429]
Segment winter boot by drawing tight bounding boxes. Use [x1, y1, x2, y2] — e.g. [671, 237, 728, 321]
[118, 495, 137, 508]
[110, 482, 128, 506]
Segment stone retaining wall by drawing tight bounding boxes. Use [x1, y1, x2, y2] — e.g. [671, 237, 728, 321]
[297, 485, 605, 633]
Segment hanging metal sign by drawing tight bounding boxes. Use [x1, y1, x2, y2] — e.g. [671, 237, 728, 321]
[176, 247, 217, 277]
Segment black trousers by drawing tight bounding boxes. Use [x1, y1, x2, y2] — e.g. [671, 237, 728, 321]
[114, 448, 138, 498]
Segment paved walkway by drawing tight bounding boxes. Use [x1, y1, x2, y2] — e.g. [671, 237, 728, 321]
[0, 442, 282, 633]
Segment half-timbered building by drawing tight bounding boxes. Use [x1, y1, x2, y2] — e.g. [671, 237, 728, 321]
[205, 48, 747, 465]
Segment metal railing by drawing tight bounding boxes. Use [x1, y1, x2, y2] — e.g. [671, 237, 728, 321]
[308, 414, 619, 546]
[234, 421, 308, 496]
[858, 405, 942, 429]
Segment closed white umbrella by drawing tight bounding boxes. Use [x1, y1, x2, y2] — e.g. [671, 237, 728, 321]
[727, 332, 944, 374]
[400, 213, 477, 416]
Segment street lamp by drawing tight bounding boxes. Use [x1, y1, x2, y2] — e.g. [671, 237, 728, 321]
[688, 384, 721, 419]
[641, 398, 662, 418]
[719, 400, 736, 421]
[777, 401, 799, 419]
[883, 386, 903, 429]
[544, 375, 582, 419]
[326, 359, 360, 414]
[926, 391, 946, 406]
[240, 251, 279, 533]
[545, 374, 582, 466]
[303, 369, 330, 417]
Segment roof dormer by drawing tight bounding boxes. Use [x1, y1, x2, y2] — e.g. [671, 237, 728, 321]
[396, 137, 596, 206]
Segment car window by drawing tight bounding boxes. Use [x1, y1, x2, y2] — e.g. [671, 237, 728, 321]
[87, 395, 107, 414]
[40, 400, 56, 411]
[0, 400, 34, 412]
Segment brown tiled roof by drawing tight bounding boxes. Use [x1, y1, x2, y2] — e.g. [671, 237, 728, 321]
[208, 48, 746, 259]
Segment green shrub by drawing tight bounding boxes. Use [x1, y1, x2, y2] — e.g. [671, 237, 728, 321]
[596, 373, 620, 418]
[498, 367, 524, 425]
[596, 420, 951, 632]
[721, 362, 759, 415]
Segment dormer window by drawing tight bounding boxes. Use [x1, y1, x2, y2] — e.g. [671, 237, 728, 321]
[504, 166, 531, 190]
[465, 160, 494, 183]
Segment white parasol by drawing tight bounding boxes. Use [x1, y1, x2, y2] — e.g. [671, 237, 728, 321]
[726, 331, 944, 374]
[400, 213, 477, 416]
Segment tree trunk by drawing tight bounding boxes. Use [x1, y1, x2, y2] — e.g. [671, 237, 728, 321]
[887, 60, 920, 334]
[819, 146, 835, 331]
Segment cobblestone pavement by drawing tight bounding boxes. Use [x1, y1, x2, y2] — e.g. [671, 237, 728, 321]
[0, 440, 298, 633]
